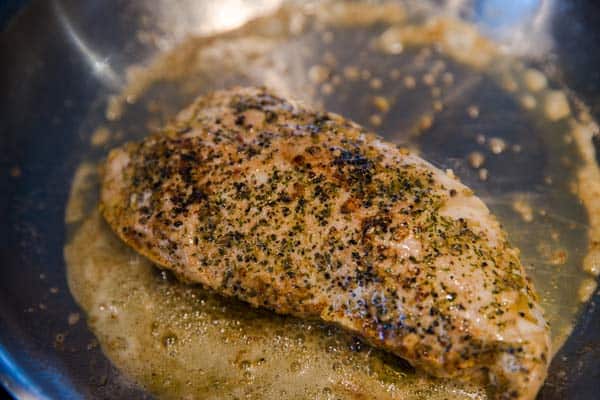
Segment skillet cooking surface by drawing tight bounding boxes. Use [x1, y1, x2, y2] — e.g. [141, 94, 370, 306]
[1, 1, 600, 399]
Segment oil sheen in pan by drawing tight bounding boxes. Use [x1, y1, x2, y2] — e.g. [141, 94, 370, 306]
[64, 1, 600, 399]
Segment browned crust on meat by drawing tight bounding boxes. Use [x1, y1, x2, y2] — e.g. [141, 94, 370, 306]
[101, 87, 549, 399]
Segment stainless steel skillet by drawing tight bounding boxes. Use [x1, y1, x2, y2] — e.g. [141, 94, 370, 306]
[0, 1, 599, 398]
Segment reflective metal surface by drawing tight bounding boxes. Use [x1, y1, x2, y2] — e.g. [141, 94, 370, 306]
[1, 1, 599, 399]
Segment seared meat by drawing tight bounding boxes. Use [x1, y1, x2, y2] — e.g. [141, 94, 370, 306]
[101, 87, 549, 399]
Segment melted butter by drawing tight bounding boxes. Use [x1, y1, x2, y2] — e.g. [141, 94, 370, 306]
[64, 1, 600, 397]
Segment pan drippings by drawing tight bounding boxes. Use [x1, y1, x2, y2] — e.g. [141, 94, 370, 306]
[65, 1, 600, 398]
